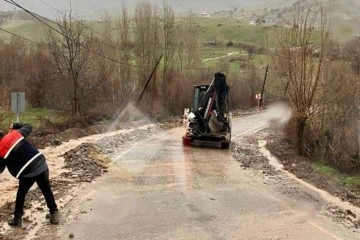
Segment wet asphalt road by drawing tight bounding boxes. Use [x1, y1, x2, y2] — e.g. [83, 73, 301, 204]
[42, 113, 358, 240]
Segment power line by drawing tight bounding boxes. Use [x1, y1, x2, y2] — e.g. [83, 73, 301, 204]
[35, 0, 211, 70]
[0, 26, 208, 72]
[36, 0, 152, 60]
[4, 0, 144, 68]
[2, 0, 213, 71]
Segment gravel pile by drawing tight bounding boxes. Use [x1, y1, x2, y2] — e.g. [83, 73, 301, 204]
[95, 127, 159, 153]
[60, 143, 110, 182]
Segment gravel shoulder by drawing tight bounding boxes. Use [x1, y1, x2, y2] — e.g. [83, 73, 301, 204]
[232, 126, 360, 232]
[266, 128, 360, 208]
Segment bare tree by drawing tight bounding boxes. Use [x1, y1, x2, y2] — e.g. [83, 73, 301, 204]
[97, 13, 121, 105]
[0, 15, 4, 26]
[23, 46, 53, 108]
[315, 39, 360, 171]
[115, 3, 133, 102]
[0, 38, 26, 87]
[96, 6, 134, 106]
[134, 1, 162, 100]
[343, 37, 360, 75]
[161, 1, 176, 89]
[175, 14, 201, 73]
[271, 4, 330, 155]
[0, 38, 27, 126]
[45, 12, 94, 115]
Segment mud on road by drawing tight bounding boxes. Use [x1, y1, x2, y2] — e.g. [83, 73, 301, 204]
[1, 109, 359, 239]
[0, 122, 174, 240]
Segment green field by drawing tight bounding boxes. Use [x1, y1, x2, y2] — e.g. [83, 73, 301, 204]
[195, 17, 273, 46]
[0, 16, 272, 59]
[0, 20, 46, 43]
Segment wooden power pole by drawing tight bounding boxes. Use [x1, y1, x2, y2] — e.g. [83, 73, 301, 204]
[260, 64, 269, 107]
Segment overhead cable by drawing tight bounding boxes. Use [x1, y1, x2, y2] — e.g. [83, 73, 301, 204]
[4, 0, 144, 68]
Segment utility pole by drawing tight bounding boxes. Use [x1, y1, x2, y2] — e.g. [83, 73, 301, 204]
[358, 104, 360, 158]
[152, 64, 157, 113]
[138, 54, 163, 103]
[259, 64, 269, 107]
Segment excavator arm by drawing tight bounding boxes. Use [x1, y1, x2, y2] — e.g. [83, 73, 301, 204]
[183, 72, 231, 149]
[191, 72, 229, 134]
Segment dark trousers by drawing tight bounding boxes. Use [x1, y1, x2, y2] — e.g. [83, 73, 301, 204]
[14, 169, 58, 218]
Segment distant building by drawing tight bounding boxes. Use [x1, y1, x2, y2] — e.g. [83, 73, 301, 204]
[199, 12, 210, 18]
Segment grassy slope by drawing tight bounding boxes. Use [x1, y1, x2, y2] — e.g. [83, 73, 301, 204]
[1, 108, 67, 130]
[0, 20, 45, 42]
[0, 17, 271, 79]
[196, 17, 271, 76]
[196, 17, 271, 46]
[0, 17, 271, 54]
[316, 162, 360, 194]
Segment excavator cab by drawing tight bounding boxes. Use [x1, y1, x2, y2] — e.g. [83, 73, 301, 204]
[183, 72, 232, 149]
[191, 85, 209, 111]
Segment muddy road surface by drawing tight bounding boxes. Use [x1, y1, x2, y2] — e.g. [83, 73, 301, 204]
[10, 111, 360, 239]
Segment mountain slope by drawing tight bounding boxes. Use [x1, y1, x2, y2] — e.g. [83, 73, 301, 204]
[252, 0, 360, 40]
[0, 0, 300, 18]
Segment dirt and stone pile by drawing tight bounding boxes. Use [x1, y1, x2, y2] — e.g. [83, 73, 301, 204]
[60, 143, 110, 182]
[323, 205, 360, 230]
[95, 129, 152, 151]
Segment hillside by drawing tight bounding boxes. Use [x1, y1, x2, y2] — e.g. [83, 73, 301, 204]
[248, 0, 360, 40]
[0, 0, 297, 19]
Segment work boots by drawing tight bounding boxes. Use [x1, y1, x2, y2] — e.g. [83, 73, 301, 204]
[50, 211, 59, 224]
[8, 217, 22, 228]
[8, 212, 59, 227]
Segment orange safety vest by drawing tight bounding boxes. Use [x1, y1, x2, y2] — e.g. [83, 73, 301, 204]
[0, 130, 24, 159]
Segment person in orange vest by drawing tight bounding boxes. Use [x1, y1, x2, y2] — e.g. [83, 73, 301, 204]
[0, 122, 59, 227]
